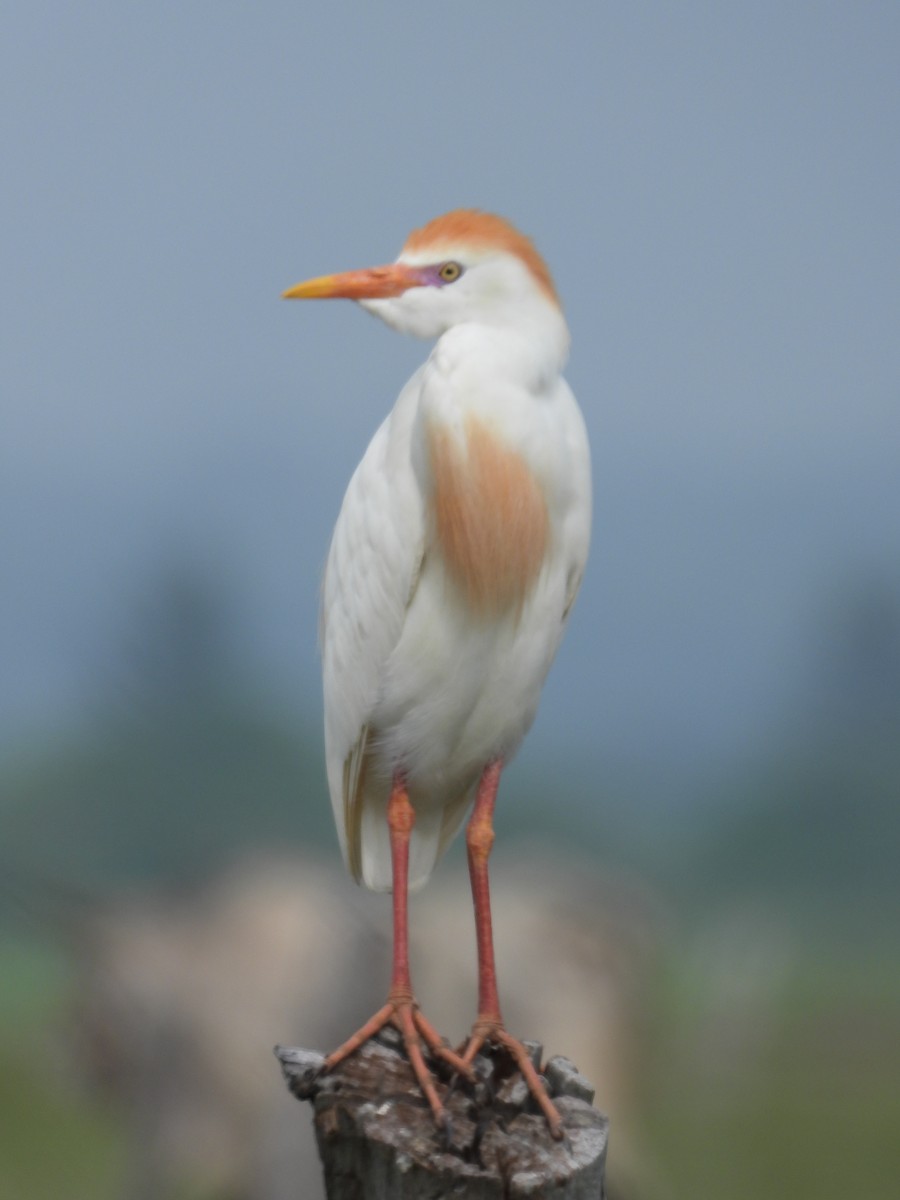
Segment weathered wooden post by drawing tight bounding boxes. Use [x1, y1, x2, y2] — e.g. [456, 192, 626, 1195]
[276, 1032, 608, 1198]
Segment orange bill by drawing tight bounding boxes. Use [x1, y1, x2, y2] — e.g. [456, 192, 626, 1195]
[282, 263, 425, 300]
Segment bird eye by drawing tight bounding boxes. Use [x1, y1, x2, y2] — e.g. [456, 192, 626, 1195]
[438, 261, 463, 283]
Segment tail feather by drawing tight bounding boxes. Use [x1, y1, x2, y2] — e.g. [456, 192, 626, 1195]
[359, 797, 447, 892]
[337, 736, 477, 892]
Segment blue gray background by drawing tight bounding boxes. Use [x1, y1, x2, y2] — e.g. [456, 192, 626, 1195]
[4, 3, 899, 786]
[3, 8, 899, 1199]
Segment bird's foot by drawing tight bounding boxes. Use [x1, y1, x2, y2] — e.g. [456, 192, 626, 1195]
[460, 1017, 564, 1139]
[323, 992, 475, 1130]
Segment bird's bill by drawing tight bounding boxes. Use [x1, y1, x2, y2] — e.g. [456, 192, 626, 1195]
[282, 263, 424, 301]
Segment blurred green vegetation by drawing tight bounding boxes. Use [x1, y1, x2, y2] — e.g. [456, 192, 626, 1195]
[646, 955, 899, 1200]
[1, 568, 898, 1199]
[0, 938, 122, 1200]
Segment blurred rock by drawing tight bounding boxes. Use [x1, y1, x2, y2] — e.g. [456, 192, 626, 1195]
[69, 849, 657, 1200]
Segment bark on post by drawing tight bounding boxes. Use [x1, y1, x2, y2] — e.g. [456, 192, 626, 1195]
[275, 1031, 608, 1199]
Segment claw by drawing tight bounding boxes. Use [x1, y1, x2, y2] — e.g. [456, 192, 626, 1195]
[321, 995, 469, 1132]
[462, 1021, 564, 1139]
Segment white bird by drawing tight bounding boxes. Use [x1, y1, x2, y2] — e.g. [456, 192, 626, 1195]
[283, 210, 591, 1137]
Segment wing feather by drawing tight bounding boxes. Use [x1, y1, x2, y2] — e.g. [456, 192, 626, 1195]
[321, 375, 426, 882]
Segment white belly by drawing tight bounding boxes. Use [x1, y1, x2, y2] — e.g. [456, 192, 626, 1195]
[372, 553, 568, 810]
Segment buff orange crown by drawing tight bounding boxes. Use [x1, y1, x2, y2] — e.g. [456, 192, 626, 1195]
[403, 209, 559, 306]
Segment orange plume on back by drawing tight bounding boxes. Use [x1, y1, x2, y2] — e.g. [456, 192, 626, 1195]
[403, 209, 560, 306]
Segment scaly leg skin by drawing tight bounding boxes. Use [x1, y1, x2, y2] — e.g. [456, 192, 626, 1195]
[323, 774, 474, 1130]
[459, 760, 565, 1140]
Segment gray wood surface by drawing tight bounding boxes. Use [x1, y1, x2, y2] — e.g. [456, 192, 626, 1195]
[276, 1032, 608, 1198]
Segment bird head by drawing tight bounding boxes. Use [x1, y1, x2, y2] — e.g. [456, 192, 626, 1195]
[283, 210, 565, 344]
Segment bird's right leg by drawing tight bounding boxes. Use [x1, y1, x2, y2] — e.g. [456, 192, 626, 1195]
[323, 773, 473, 1127]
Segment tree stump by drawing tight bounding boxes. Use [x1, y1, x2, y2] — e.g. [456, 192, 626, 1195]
[275, 1031, 608, 1198]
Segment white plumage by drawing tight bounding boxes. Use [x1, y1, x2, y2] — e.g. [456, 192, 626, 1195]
[322, 343, 590, 891]
[283, 210, 591, 1135]
[292, 213, 591, 893]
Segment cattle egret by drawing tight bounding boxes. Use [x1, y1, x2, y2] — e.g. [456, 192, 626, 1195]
[283, 210, 591, 1137]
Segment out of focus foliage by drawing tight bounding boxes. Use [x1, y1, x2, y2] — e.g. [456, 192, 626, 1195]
[1, 568, 898, 1199]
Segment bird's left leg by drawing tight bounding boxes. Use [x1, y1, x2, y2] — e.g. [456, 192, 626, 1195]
[459, 760, 564, 1139]
[323, 773, 473, 1127]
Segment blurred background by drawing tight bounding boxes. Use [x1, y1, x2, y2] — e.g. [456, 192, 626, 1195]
[2, 3, 898, 1198]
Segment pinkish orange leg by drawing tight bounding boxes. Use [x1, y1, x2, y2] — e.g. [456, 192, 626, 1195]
[323, 773, 473, 1128]
[459, 760, 565, 1140]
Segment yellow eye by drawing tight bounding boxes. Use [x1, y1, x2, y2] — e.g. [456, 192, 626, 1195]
[439, 261, 463, 283]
